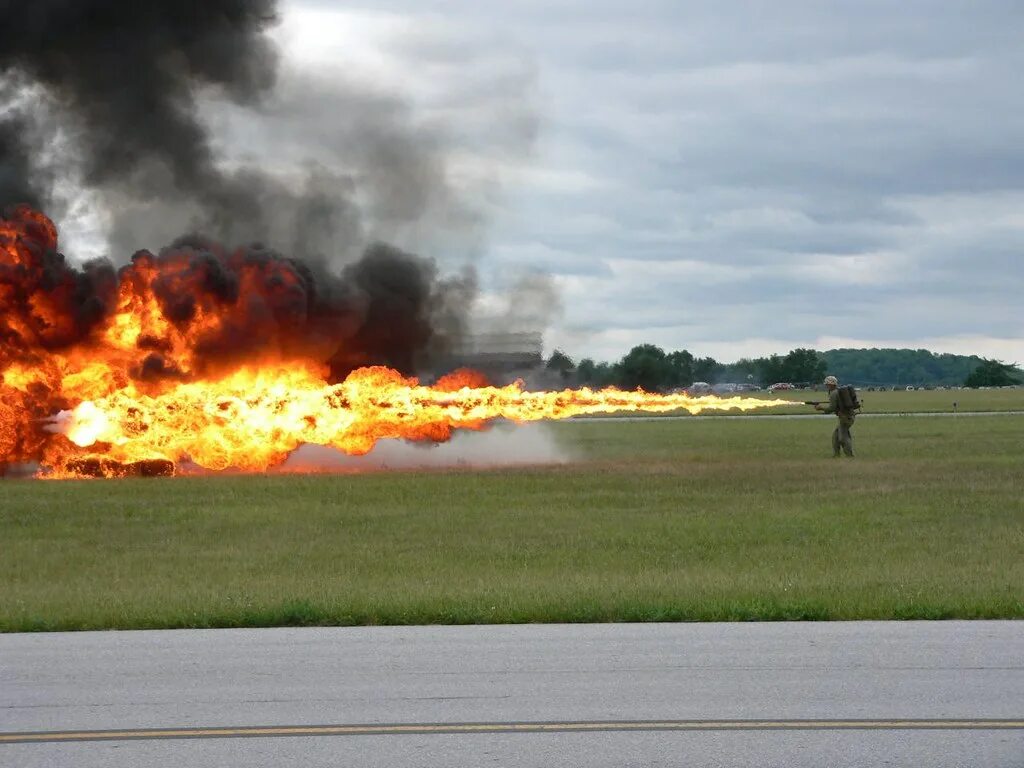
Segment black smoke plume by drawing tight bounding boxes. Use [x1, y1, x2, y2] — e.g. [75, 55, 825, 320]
[0, 0, 278, 222]
[0, 116, 39, 207]
[1, 203, 464, 381]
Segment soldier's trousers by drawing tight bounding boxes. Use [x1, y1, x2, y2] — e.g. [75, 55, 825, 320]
[832, 420, 854, 457]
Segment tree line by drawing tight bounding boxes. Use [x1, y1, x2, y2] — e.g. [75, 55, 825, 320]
[545, 346, 1022, 391]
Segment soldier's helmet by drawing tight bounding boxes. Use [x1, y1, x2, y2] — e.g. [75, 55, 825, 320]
[824, 375, 838, 386]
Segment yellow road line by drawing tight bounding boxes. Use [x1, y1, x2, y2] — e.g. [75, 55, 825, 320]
[2, 720, 1024, 744]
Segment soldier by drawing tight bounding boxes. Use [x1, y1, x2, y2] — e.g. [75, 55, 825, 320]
[815, 375, 855, 457]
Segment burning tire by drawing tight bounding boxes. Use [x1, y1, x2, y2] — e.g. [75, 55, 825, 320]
[62, 458, 176, 479]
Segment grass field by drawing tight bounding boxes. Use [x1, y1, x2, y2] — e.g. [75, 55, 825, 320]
[2, 412, 1022, 631]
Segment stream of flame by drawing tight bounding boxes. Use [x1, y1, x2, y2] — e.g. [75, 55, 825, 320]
[50, 365, 790, 474]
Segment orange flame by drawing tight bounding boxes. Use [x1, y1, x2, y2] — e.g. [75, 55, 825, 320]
[48, 365, 788, 474]
[1, 206, 789, 477]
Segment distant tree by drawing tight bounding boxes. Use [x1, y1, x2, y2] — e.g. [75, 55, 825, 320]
[757, 354, 786, 385]
[545, 349, 576, 381]
[591, 362, 616, 387]
[615, 344, 672, 391]
[821, 348, 985, 387]
[666, 349, 695, 388]
[964, 359, 1023, 388]
[755, 348, 825, 385]
[783, 347, 827, 384]
[571, 345, 1004, 391]
[577, 358, 617, 388]
[691, 356, 722, 383]
[720, 357, 759, 383]
[576, 357, 597, 384]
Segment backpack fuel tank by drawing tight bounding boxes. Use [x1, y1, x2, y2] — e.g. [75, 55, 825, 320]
[837, 384, 861, 411]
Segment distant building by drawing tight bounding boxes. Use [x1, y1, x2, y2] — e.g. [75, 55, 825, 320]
[434, 332, 545, 381]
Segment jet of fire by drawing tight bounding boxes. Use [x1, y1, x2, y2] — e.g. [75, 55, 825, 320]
[52, 365, 791, 475]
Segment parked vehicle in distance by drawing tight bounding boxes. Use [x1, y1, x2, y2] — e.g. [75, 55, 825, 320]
[768, 382, 795, 392]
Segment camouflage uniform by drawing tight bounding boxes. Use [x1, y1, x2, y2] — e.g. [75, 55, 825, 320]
[821, 387, 855, 457]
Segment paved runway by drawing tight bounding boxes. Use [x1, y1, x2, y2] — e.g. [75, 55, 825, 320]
[2, 622, 1022, 766]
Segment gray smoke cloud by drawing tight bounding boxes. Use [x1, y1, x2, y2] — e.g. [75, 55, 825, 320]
[0, 0, 536, 259]
[0, 0, 279, 223]
[0, 116, 36, 207]
[266, 422, 570, 474]
[0, 76, 47, 209]
[99, 66, 493, 269]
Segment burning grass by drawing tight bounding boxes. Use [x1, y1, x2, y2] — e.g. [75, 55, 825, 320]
[1, 415, 1022, 630]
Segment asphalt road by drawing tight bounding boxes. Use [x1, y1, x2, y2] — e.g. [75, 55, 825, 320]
[2, 622, 1022, 767]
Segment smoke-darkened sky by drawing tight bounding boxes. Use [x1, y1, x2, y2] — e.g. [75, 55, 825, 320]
[279, 0, 1024, 363]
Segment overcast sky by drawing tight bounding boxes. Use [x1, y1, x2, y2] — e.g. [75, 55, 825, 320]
[110, 1, 1024, 363]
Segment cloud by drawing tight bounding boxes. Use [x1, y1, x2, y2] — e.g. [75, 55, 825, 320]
[252, 2, 1024, 360]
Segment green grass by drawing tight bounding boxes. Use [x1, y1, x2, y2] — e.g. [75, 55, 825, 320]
[1, 415, 1022, 630]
